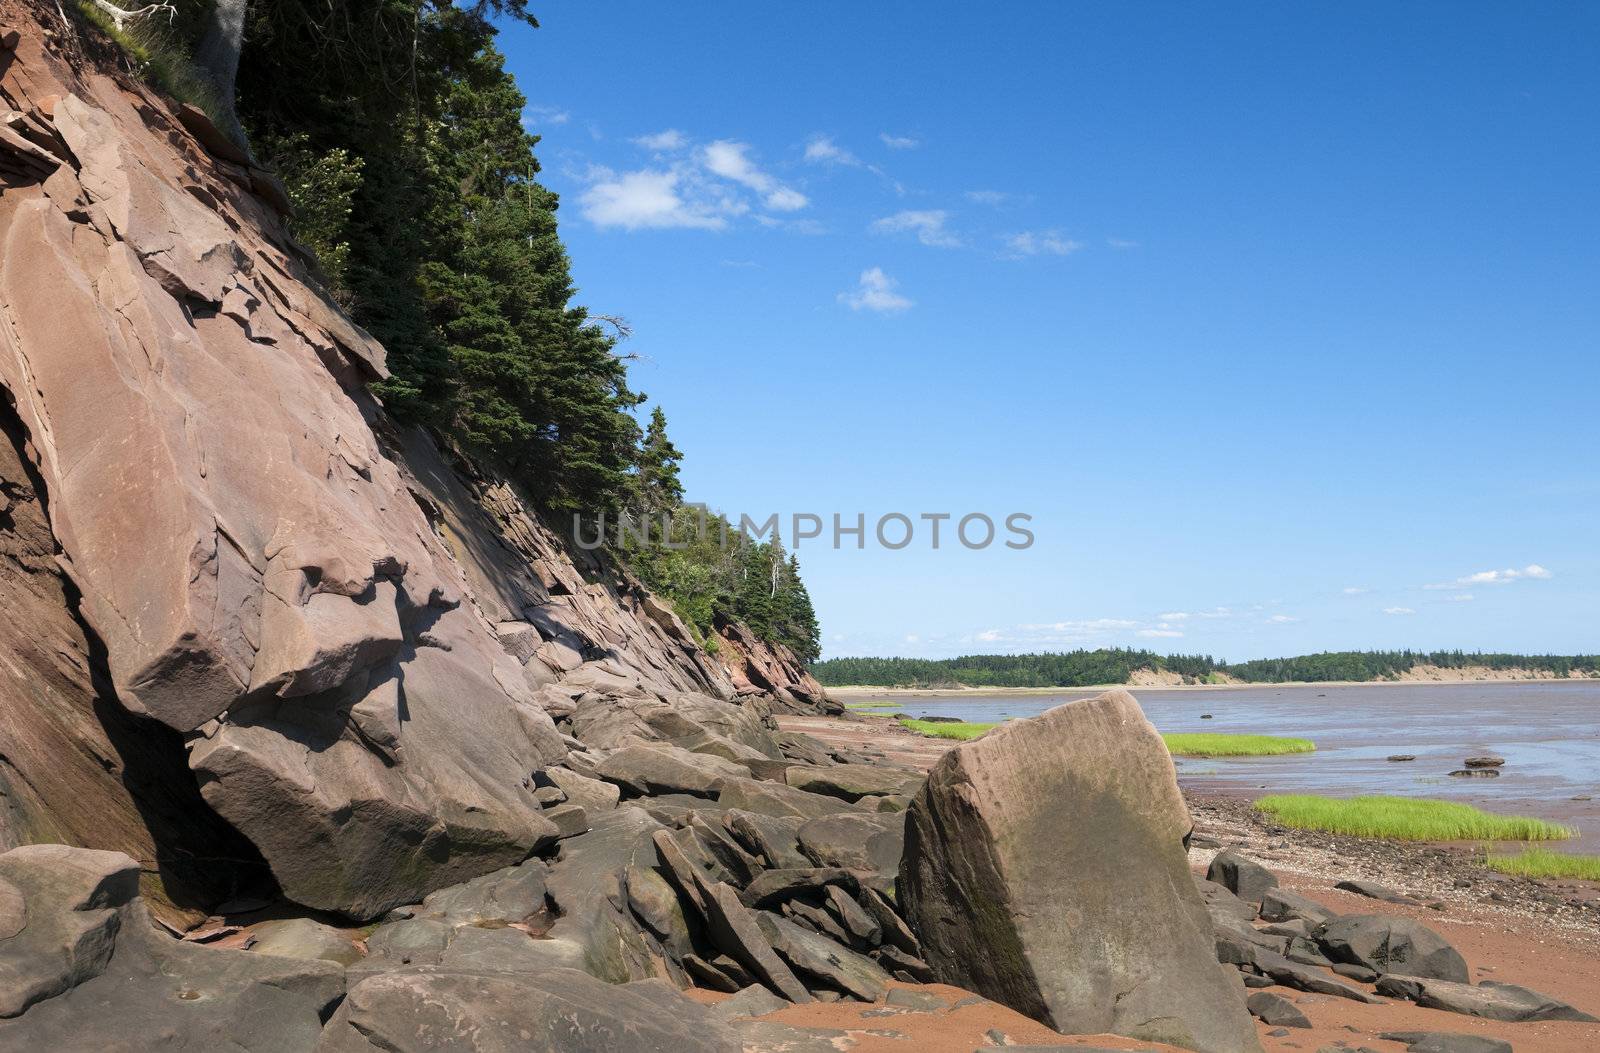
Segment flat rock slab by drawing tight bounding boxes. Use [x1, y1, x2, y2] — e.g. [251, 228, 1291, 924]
[899, 690, 1259, 1053]
[317, 968, 741, 1052]
[1375, 975, 1598, 1022]
[756, 911, 890, 1002]
[1334, 879, 1420, 905]
[1379, 1031, 1513, 1053]
[785, 763, 924, 802]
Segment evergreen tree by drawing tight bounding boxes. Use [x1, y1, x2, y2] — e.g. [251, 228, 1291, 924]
[633, 407, 685, 515]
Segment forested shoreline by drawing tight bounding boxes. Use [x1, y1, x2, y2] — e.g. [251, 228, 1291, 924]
[813, 649, 1600, 688]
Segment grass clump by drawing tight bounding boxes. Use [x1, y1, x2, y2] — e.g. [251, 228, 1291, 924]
[1163, 733, 1315, 757]
[1256, 794, 1575, 842]
[898, 718, 998, 741]
[1483, 846, 1600, 880]
[846, 701, 902, 711]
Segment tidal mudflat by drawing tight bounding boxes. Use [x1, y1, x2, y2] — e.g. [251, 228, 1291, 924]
[865, 680, 1600, 845]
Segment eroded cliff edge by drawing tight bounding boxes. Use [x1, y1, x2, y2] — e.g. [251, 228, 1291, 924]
[0, 10, 825, 923]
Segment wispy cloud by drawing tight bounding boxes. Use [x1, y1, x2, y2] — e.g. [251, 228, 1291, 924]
[524, 104, 570, 127]
[632, 129, 686, 151]
[1446, 593, 1474, 602]
[1266, 614, 1299, 624]
[965, 190, 1014, 207]
[839, 268, 913, 313]
[1424, 564, 1552, 590]
[880, 132, 919, 149]
[804, 136, 856, 165]
[1003, 230, 1083, 257]
[1342, 586, 1371, 595]
[975, 629, 1002, 642]
[870, 209, 960, 248]
[701, 140, 808, 211]
[1139, 628, 1185, 638]
[1158, 611, 1190, 621]
[1106, 237, 1139, 249]
[804, 135, 904, 192]
[1384, 607, 1416, 616]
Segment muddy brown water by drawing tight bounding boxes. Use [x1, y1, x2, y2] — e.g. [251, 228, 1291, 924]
[870, 681, 1600, 848]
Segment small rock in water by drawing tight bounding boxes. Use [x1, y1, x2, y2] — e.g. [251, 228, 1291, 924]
[1571, 794, 1592, 801]
[1448, 768, 1499, 778]
[1462, 756, 1505, 768]
[1387, 754, 1417, 762]
[1201, 713, 1214, 719]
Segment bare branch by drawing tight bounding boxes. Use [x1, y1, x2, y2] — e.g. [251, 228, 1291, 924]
[87, 0, 178, 31]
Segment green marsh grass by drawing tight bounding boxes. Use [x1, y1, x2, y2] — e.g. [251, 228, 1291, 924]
[897, 718, 998, 741]
[1256, 794, 1575, 842]
[1483, 846, 1600, 880]
[1163, 733, 1315, 757]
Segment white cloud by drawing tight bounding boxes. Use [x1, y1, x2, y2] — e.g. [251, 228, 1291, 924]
[1342, 586, 1370, 595]
[1158, 611, 1190, 621]
[1004, 230, 1083, 257]
[1425, 564, 1553, 589]
[965, 190, 1010, 206]
[975, 629, 1003, 642]
[632, 129, 686, 151]
[579, 168, 729, 230]
[1106, 237, 1139, 249]
[880, 132, 919, 149]
[764, 187, 809, 212]
[1196, 607, 1233, 619]
[1267, 614, 1299, 624]
[804, 136, 856, 165]
[904, 633, 920, 644]
[839, 268, 913, 313]
[1447, 593, 1474, 602]
[870, 209, 960, 248]
[1384, 607, 1416, 616]
[701, 140, 807, 211]
[1139, 628, 1185, 639]
[524, 105, 569, 127]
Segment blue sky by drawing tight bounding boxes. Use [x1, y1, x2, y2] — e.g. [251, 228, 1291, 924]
[497, 2, 1599, 661]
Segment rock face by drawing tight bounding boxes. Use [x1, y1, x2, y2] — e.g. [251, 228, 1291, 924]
[0, 14, 830, 922]
[899, 689, 1260, 1053]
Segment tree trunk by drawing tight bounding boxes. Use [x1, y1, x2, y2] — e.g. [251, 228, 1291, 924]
[193, 0, 249, 149]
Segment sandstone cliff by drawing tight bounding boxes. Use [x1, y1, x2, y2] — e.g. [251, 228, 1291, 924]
[0, 6, 825, 922]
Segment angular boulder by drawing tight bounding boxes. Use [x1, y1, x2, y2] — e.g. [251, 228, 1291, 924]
[1206, 851, 1279, 904]
[1317, 915, 1468, 982]
[899, 690, 1259, 1053]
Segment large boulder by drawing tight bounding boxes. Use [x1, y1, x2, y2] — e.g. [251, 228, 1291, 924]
[898, 690, 1259, 1053]
[1317, 915, 1469, 982]
[317, 968, 741, 1052]
[0, 845, 343, 1049]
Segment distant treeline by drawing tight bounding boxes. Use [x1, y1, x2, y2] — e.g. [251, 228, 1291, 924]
[810, 649, 1600, 688]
